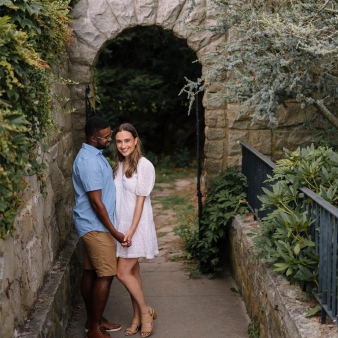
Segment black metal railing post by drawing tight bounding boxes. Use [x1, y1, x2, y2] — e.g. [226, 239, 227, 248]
[240, 141, 275, 219]
[196, 91, 203, 232]
[195, 90, 204, 269]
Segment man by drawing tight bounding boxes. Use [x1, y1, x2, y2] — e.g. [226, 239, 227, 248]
[72, 116, 129, 338]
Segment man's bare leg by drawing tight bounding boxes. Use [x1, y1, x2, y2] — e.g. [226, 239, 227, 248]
[90, 275, 114, 330]
[81, 269, 97, 327]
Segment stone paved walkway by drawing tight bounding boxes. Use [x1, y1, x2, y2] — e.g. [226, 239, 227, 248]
[66, 170, 251, 338]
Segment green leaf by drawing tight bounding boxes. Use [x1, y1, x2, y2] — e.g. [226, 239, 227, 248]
[305, 304, 321, 318]
[273, 263, 289, 272]
[294, 243, 301, 256]
[286, 267, 293, 276]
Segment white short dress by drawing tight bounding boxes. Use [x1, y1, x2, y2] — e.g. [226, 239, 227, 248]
[114, 157, 159, 259]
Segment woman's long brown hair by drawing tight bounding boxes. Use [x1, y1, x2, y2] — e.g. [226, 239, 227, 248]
[113, 123, 143, 178]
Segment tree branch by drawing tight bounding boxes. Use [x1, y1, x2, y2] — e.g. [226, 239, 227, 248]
[313, 100, 338, 129]
[319, 0, 330, 12]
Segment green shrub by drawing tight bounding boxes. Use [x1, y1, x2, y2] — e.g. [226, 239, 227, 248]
[176, 167, 248, 277]
[249, 144, 338, 286]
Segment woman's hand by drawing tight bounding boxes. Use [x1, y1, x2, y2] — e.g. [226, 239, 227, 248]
[118, 231, 131, 247]
[124, 229, 135, 246]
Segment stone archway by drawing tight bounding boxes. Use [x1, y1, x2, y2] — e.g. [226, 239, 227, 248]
[68, 0, 226, 178]
[68, 0, 327, 180]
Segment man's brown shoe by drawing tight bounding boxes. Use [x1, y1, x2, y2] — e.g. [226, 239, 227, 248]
[87, 325, 111, 338]
[85, 321, 121, 333]
[101, 320, 121, 333]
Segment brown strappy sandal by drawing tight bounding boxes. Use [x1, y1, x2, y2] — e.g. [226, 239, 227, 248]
[141, 307, 157, 338]
[125, 317, 141, 336]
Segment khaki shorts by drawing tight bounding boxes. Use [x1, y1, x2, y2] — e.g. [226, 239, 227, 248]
[82, 231, 117, 277]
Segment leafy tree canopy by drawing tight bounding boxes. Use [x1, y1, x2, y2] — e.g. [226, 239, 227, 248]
[200, 0, 338, 132]
[95, 26, 203, 158]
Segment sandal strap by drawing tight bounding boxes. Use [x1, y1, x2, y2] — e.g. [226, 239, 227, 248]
[140, 307, 156, 337]
[141, 315, 153, 324]
[125, 317, 140, 335]
[141, 326, 152, 334]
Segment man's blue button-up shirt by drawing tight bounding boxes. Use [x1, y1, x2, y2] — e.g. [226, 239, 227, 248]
[72, 143, 116, 237]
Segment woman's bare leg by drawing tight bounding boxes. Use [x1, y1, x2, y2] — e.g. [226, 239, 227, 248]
[117, 258, 155, 337]
[130, 261, 142, 316]
[117, 258, 148, 314]
[123, 261, 143, 334]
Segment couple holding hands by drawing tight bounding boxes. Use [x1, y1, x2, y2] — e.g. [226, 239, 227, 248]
[72, 117, 158, 338]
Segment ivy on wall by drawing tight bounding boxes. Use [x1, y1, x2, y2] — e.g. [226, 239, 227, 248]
[0, 1, 72, 238]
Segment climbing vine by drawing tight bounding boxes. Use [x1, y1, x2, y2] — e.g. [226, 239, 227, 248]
[0, 1, 73, 238]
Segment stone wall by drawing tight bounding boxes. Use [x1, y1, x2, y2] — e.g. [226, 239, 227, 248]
[224, 102, 329, 169]
[0, 64, 78, 337]
[228, 215, 338, 338]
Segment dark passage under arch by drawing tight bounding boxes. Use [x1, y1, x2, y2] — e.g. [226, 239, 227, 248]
[95, 25, 204, 166]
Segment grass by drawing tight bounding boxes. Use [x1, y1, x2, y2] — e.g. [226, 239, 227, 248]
[155, 167, 194, 184]
[169, 255, 179, 261]
[152, 195, 188, 210]
[153, 185, 165, 191]
[248, 321, 260, 338]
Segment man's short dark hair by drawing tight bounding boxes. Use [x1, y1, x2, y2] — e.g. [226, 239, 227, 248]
[85, 117, 110, 137]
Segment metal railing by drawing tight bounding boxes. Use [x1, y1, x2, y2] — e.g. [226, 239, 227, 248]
[241, 141, 275, 220]
[240, 141, 338, 325]
[303, 187, 338, 324]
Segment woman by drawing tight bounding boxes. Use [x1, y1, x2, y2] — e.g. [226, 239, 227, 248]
[113, 123, 159, 337]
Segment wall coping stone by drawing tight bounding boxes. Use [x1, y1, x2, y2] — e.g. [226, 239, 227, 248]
[14, 233, 82, 338]
[229, 215, 338, 338]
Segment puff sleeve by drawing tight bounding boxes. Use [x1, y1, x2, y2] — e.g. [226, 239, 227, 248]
[136, 158, 155, 196]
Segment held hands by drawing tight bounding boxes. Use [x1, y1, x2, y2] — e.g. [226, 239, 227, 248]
[115, 231, 130, 247]
[122, 239, 131, 247]
[123, 229, 135, 247]
[114, 231, 133, 248]
[117, 230, 132, 248]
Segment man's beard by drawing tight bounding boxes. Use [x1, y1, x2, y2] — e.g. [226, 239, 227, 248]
[97, 142, 110, 150]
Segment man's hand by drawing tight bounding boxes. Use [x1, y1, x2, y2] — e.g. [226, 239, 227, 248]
[115, 231, 125, 244]
[115, 231, 132, 247]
